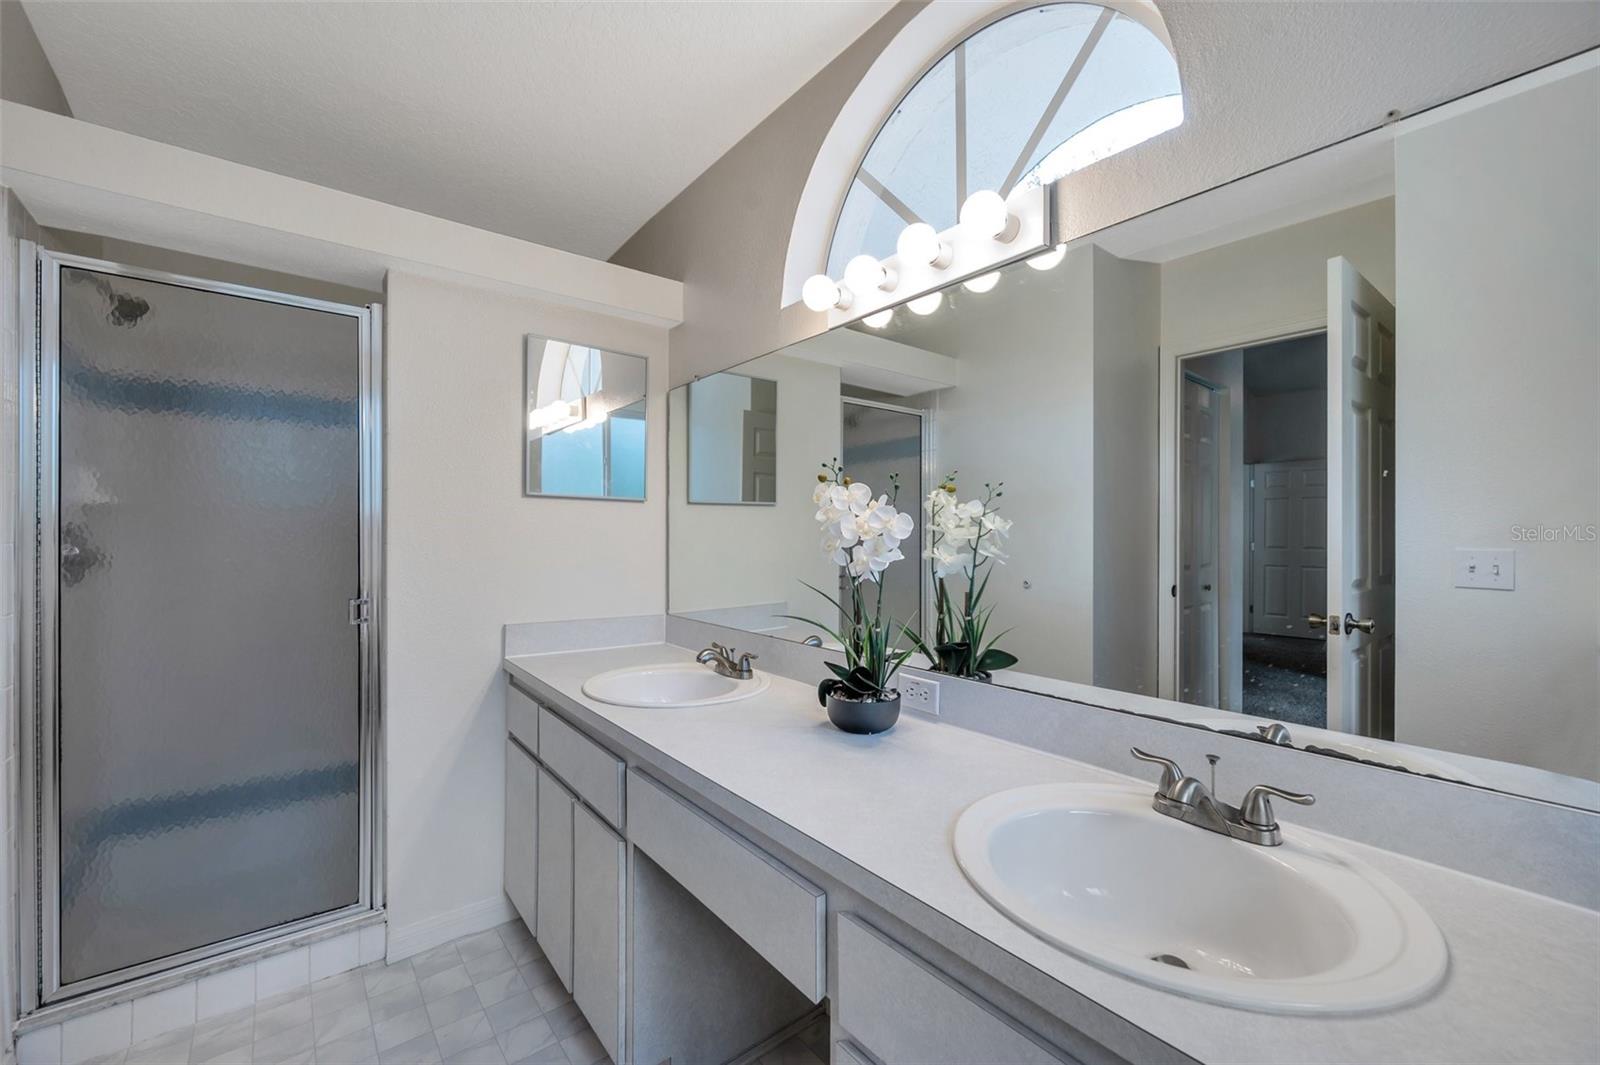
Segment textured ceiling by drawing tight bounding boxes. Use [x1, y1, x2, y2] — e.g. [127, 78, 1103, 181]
[23, 0, 893, 258]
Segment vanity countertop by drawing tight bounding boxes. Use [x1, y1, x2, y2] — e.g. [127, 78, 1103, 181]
[504, 643, 1600, 1065]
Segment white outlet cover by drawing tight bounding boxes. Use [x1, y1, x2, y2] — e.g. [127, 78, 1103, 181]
[900, 674, 940, 716]
[1454, 548, 1515, 590]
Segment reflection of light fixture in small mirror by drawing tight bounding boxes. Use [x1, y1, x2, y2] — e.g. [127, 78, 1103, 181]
[863, 308, 894, 329]
[962, 271, 1001, 294]
[908, 291, 943, 316]
[528, 397, 584, 433]
[1026, 244, 1067, 270]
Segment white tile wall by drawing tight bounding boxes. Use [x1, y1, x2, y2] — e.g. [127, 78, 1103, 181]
[359, 922, 387, 966]
[308, 929, 361, 982]
[15, 923, 383, 1065]
[61, 1001, 131, 1065]
[16, 1024, 61, 1065]
[129, 981, 196, 1043]
[253, 946, 310, 1001]
[196, 965, 256, 1020]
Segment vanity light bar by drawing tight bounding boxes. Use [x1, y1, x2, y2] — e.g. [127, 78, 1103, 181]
[802, 184, 1053, 327]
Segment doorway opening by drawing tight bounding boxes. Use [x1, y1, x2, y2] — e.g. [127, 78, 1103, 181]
[1177, 333, 1329, 726]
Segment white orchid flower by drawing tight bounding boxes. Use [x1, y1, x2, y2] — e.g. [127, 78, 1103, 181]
[981, 512, 1013, 536]
[847, 544, 875, 581]
[845, 481, 872, 510]
[889, 510, 914, 542]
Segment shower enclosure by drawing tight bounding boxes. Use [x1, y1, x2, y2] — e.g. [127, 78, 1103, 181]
[19, 248, 383, 1008]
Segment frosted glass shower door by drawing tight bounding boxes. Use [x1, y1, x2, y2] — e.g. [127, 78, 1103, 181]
[51, 264, 370, 990]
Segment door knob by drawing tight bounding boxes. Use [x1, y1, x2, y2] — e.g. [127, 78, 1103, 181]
[1307, 613, 1341, 633]
[1343, 613, 1377, 634]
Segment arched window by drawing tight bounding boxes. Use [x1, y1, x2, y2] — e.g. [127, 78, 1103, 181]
[824, 3, 1181, 279]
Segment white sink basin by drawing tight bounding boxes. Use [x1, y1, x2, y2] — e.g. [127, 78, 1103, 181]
[581, 663, 770, 708]
[954, 783, 1447, 1014]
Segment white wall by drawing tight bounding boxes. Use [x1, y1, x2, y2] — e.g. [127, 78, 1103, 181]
[915, 246, 1158, 687]
[383, 271, 668, 952]
[1393, 66, 1600, 780]
[1090, 247, 1162, 694]
[1160, 198, 1395, 356]
[668, 352, 840, 619]
[928, 250, 1097, 683]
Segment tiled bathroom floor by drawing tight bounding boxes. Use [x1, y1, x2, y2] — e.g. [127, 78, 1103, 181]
[84, 919, 825, 1065]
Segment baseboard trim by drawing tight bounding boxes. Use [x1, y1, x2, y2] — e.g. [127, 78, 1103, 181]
[385, 895, 517, 962]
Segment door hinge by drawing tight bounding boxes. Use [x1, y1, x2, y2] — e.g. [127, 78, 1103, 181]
[348, 597, 371, 625]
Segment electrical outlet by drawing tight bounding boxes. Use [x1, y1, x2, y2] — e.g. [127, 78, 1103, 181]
[900, 674, 941, 716]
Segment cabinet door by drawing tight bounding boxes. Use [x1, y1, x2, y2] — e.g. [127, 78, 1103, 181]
[536, 770, 576, 991]
[573, 804, 626, 1064]
[504, 740, 539, 929]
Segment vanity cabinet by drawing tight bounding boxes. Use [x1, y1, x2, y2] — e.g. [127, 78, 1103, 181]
[835, 914, 1072, 1065]
[626, 768, 826, 1002]
[504, 739, 539, 928]
[535, 768, 576, 991]
[572, 803, 626, 1063]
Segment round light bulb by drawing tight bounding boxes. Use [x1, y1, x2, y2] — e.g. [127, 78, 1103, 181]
[802, 274, 852, 311]
[863, 308, 894, 329]
[844, 255, 896, 293]
[1026, 244, 1067, 271]
[907, 291, 943, 316]
[896, 222, 952, 268]
[962, 270, 1001, 294]
[959, 190, 1019, 243]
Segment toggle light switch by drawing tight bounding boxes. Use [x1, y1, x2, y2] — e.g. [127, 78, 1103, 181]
[1454, 548, 1515, 590]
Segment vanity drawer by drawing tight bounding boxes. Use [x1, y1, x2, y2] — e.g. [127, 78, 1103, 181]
[626, 769, 825, 1001]
[836, 914, 1068, 1065]
[506, 681, 540, 752]
[538, 706, 625, 830]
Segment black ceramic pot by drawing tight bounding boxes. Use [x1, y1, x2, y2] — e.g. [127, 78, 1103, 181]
[826, 691, 902, 734]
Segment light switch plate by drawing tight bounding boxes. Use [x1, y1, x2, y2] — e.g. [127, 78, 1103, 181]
[1455, 548, 1515, 590]
[900, 674, 940, 716]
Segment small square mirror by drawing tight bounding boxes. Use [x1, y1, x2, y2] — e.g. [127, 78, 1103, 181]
[524, 336, 647, 500]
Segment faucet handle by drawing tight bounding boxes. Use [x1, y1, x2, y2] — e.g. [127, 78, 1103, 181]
[1239, 784, 1315, 829]
[1130, 748, 1184, 795]
[737, 651, 759, 671]
[1256, 722, 1293, 745]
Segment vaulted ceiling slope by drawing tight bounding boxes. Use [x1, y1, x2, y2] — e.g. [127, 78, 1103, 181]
[22, 0, 893, 259]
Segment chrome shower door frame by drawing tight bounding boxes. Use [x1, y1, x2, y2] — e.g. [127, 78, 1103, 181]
[18, 246, 386, 1011]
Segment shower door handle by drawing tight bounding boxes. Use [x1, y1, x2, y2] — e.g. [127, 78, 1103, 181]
[348, 597, 371, 625]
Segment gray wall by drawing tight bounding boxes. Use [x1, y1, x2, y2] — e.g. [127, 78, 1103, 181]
[0, 0, 69, 115]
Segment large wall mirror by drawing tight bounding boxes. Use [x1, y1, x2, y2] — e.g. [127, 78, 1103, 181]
[668, 58, 1599, 810]
[525, 336, 647, 500]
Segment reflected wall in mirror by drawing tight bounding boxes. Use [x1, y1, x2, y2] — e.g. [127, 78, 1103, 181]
[667, 58, 1600, 810]
[687, 373, 778, 504]
[524, 337, 647, 500]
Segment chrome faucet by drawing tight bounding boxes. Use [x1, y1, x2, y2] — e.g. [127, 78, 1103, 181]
[696, 642, 758, 680]
[1130, 748, 1314, 847]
